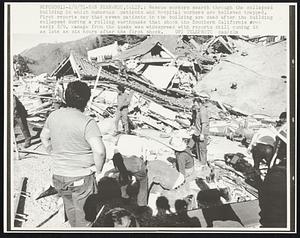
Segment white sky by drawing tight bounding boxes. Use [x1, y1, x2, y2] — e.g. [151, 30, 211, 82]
[12, 34, 88, 55]
[10, 4, 88, 55]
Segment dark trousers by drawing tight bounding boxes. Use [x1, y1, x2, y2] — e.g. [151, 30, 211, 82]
[53, 173, 98, 227]
[252, 143, 274, 170]
[132, 165, 148, 206]
[189, 135, 208, 165]
[113, 153, 148, 206]
[14, 115, 31, 142]
[259, 163, 287, 227]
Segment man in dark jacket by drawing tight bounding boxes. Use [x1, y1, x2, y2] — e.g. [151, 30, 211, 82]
[13, 95, 31, 148]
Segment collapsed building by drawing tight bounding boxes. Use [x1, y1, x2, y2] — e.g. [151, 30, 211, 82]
[12, 35, 288, 228]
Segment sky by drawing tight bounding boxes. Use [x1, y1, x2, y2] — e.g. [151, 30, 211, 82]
[10, 4, 88, 55]
[12, 34, 88, 55]
[9, 2, 290, 55]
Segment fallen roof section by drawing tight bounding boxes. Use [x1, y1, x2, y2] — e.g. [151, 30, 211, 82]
[142, 65, 178, 89]
[116, 35, 181, 60]
[50, 51, 99, 79]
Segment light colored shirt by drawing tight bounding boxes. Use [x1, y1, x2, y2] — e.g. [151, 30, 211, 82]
[194, 104, 209, 136]
[147, 160, 181, 190]
[117, 91, 133, 110]
[44, 107, 102, 177]
[176, 149, 194, 176]
[248, 128, 276, 149]
[116, 135, 149, 160]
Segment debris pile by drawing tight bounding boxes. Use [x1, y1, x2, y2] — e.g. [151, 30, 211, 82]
[12, 35, 287, 228]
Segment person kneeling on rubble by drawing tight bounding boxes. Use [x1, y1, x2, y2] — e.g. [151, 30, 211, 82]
[114, 85, 134, 135]
[112, 152, 185, 211]
[247, 112, 286, 172]
[168, 136, 194, 179]
[40, 81, 106, 227]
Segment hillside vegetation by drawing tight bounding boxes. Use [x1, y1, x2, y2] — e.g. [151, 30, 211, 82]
[20, 35, 146, 75]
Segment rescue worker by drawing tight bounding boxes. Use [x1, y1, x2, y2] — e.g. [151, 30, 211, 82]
[189, 93, 210, 166]
[258, 123, 287, 227]
[276, 112, 287, 128]
[247, 112, 286, 171]
[112, 152, 185, 210]
[13, 95, 31, 148]
[168, 136, 194, 178]
[114, 85, 134, 135]
[40, 81, 106, 227]
[112, 152, 148, 209]
[247, 127, 276, 171]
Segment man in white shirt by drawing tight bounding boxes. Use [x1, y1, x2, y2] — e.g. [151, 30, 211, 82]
[247, 127, 276, 170]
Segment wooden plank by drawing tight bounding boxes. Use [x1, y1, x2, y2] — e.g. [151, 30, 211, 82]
[13, 133, 20, 160]
[90, 103, 114, 117]
[27, 101, 52, 115]
[28, 108, 52, 117]
[18, 149, 50, 156]
[36, 204, 63, 228]
[136, 115, 164, 131]
[149, 113, 182, 130]
[23, 94, 56, 100]
[216, 100, 228, 113]
[14, 177, 29, 227]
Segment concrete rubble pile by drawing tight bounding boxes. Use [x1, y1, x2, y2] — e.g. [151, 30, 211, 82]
[12, 35, 287, 227]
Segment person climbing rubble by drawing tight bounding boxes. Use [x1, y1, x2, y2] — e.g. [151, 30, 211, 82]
[40, 81, 106, 227]
[13, 94, 31, 148]
[114, 85, 134, 135]
[188, 93, 210, 167]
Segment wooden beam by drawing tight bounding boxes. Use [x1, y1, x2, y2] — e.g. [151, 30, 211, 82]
[69, 53, 82, 79]
[13, 133, 20, 160]
[50, 56, 70, 77]
[14, 177, 29, 227]
[18, 149, 50, 156]
[159, 43, 176, 59]
[36, 204, 63, 228]
[89, 66, 103, 107]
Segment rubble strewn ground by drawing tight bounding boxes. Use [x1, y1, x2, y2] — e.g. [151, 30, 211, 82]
[12, 35, 287, 228]
[13, 134, 254, 228]
[196, 41, 287, 117]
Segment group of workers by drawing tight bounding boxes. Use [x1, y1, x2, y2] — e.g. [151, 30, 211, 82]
[37, 80, 210, 227]
[13, 79, 288, 228]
